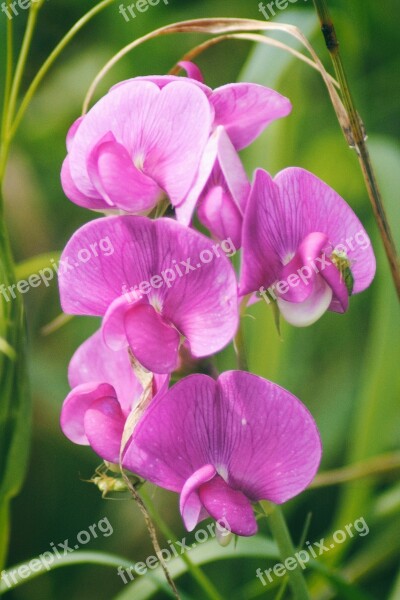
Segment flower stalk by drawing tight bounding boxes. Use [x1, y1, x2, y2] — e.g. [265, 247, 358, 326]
[312, 0, 400, 301]
[260, 501, 311, 600]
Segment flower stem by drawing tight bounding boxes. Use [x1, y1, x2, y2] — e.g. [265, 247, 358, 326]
[260, 501, 311, 600]
[312, 0, 400, 301]
[140, 486, 224, 600]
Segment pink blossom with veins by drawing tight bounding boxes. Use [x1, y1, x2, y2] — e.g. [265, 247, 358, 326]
[58, 215, 239, 375]
[240, 168, 376, 327]
[63, 63, 291, 221]
[123, 371, 322, 537]
[60, 329, 168, 464]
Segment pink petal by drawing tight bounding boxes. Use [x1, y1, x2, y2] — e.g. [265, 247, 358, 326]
[61, 156, 106, 210]
[198, 186, 243, 249]
[180, 465, 216, 531]
[68, 81, 212, 210]
[84, 397, 125, 463]
[240, 169, 283, 296]
[123, 374, 218, 491]
[87, 135, 162, 212]
[124, 372, 321, 511]
[124, 303, 181, 374]
[211, 83, 292, 150]
[60, 382, 117, 445]
[66, 116, 84, 152]
[68, 329, 141, 416]
[178, 61, 205, 83]
[199, 475, 258, 537]
[217, 372, 322, 504]
[59, 216, 239, 358]
[175, 130, 219, 226]
[274, 168, 376, 294]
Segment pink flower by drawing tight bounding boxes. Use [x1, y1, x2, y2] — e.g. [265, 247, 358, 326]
[122, 65, 292, 228]
[63, 65, 291, 222]
[123, 371, 322, 536]
[58, 216, 239, 374]
[62, 79, 213, 213]
[240, 168, 376, 326]
[60, 330, 167, 463]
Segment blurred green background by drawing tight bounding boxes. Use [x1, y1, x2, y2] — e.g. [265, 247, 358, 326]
[0, 0, 399, 598]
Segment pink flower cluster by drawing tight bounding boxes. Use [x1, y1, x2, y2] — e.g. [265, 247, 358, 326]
[59, 64, 375, 536]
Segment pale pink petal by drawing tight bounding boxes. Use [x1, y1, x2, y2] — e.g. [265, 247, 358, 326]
[211, 83, 292, 150]
[277, 277, 333, 327]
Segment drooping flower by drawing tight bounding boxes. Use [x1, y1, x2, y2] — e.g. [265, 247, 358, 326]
[123, 371, 322, 536]
[240, 168, 376, 327]
[58, 216, 239, 374]
[60, 329, 167, 463]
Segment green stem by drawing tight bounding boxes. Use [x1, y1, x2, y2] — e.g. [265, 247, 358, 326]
[312, 0, 400, 301]
[140, 486, 224, 600]
[310, 452, 400, 489]
[1, 0, 14, 141]
[260, 502, 310, 600]
[9, 0, 117, 142]
[0, 4, 40, 184]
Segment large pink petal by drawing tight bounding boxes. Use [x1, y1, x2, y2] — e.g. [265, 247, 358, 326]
[123, 374, 218, 491]
[211, 83, 292, 150]
[240, 169, 283, 296]
[199, 475, 258, 537]
[217, 372, 322, 503]
[124, 372, 321, 508]
[180, 465, 216, 531]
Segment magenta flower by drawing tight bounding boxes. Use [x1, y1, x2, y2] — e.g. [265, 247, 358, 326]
[240, 168, 376, 326]
[87, 65, 291, 221]
[60, 330, 167, 463]
[58, 216, 239, 374]
[61, 79, 213, 213]
[123, 371, 321, 536]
